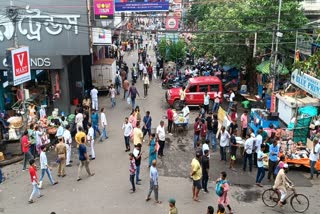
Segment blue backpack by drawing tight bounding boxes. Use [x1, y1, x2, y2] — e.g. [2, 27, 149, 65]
[215, 180, 227, 197]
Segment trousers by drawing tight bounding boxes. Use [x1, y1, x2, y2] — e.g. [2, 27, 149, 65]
[57, 158, 66, 176]
[23, 151, 34, 170]
[144, 84, 148, 97]
[167, 120, 173, 133]
[29, 183, 40, 201]
[92, 99, 98, 111]
[158, 140, 165, 156]
[136, 165, 141, 183]
[147, 180, 158, 201]
[78, 160, 91, 178]
[202, 173, 209, 192]
[90, 140, 95, 158]
[39, 168, 55, 187]
[66, 144, 72, 165]
[243, 153, 253, 171]
[256, 167, 265, 183]
[130, 174, 136, 191]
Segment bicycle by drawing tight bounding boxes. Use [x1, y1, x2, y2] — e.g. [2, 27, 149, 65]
[262, 187, 309, 213]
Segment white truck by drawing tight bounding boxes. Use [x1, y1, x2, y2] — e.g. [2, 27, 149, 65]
[91, 58, 117, 93]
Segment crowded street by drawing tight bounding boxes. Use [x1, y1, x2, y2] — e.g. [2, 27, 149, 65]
[1, 0, 320, 214]
[0, 46, 320, 213]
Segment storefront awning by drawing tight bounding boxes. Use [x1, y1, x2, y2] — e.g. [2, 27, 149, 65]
[256, 60, 289, 75]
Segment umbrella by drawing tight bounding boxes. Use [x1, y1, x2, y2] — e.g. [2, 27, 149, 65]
[256, 60, 289, 75]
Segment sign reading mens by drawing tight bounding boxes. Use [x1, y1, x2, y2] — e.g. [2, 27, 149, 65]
[11, 47, 31, 86]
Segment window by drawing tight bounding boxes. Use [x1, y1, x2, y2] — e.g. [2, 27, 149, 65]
[199, 85, 208, 93]
[188, 85, 197, 93]
[210, 84, 219, 92]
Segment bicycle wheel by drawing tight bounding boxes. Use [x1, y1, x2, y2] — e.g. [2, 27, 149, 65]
[262, 189, 280, 207]
[290, 194, 309, 213]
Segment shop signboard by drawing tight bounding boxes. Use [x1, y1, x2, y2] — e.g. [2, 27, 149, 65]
[92, 28, 112, 45]
[1, 56, 64, 70]
[0, 0, 90, 56]
[165, 17, 180, 30]
[94, 0, 114, 19]
[291, 69, 320, 99]
[11, 46, 31, 86]
[115, 0, 169, 12]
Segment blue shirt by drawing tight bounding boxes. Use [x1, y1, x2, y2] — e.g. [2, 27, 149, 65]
[269, 144, 279, 162]
[56, 126, 64, 137]
[150, 165, 158, 185]
[78, 144, 87, 161]
[91, 113, 99, 126]
[143, 116, 152, 129]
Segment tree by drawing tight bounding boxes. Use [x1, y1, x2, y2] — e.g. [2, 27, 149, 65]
[188, 0, 308, 91]
[158, 38, 186, 62]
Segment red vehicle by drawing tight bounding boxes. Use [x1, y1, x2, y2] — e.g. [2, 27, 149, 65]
[166, 76, 223, 110]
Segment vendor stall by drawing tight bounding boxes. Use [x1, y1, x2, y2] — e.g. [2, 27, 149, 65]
[172, 110, 188, 134]
[249, 108, 280, 134]
[276, 93, 320, 125]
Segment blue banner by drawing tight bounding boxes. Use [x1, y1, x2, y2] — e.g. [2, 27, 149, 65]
[115, 0, 169, 12]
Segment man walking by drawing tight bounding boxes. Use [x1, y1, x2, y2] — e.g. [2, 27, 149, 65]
[202, 149, 210, 193]
[142, 111, 152, 138]
[129, 153, 136, 193]
[77, 137, 95, 181]
[133, 143, 143, 185]
[122, 117, 133, 152]
[63, 125, 72, 167]
[133, 122, 143, 146]
[22, 130, 34, 171]
[142, 73, 149, 97]
[128, 83, 140, 110]
[87, 122, 95, 160]
[167, 107, 174, 135]
[123, 79, 130, 99]
[99, 108, 108, 142]
[156, 121, 166, 158]
[90, 86, 99, 111]
[109, 84, 117, 108]
[309, 138, 320, 179]
[268, 139, 280, 181]
[91, 109, 100, 138]
[28, 159, 42, 204]
[146, 160, 161, 204]
[243, 134, 254, 172]
[39, 145, 58, 188]
[240, 110, 248, 138]
[191, 152, 202, 202]
[55, 137, 67, 177]
[193, 118, 201, 148]
[256, 144, 266, 187]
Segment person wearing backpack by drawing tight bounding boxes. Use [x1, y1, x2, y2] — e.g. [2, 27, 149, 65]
[128, 83, 140, 110]
[215, 171, 233, 214]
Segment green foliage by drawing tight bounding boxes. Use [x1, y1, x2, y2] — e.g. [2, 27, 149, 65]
[158, 38, 186, 62]
[294, 51, 320, 77]
[189, 0, 308, 68]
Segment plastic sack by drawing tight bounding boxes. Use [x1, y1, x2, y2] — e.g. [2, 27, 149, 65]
[127, 97, 131, 105]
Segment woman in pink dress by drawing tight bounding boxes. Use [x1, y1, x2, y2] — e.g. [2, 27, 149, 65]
[129, 110, 137, 128]
[216, 171, 233, 214]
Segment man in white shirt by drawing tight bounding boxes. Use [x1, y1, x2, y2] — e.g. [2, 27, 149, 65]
[243, 134, 254, 172]
[99, 108, 108, 142]
[139, 62, 144, 79]
[142, 73, 150, 97]
[309, 139, 320, 179]
[182, 104, 190, 122]
[63, 125, 72, 167]
[156, 121, 166, 158]
[75, 110, 84, 132]
[90, 86, 99, 111]
[39, 145, 58, 188]
[87, 122, 95, 160]
[254, 128, 263, 166]
[228, 89, 235, 113]
[122, 117, 133, 152]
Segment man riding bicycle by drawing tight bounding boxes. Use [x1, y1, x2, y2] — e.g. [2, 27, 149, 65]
[273, 163, 294, 206]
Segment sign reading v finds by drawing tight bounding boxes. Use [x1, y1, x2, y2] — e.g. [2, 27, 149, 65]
[11, 47, 31, 86]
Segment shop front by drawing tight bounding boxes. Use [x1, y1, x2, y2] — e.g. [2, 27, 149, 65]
[0, 0, 90, 114]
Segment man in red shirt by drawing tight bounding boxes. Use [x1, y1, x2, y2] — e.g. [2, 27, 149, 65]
[28, 159, 42, 203]
[22, 130, 34, 170]
[167, 108, 174, 135]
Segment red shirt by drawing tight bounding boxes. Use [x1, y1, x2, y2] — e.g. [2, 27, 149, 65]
[21, 135, 29, 153]
[167, 109, 174, 121]
[29, 166, 38, 183]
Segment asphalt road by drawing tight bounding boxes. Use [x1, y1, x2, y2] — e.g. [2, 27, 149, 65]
[0, 46, 319, 214]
